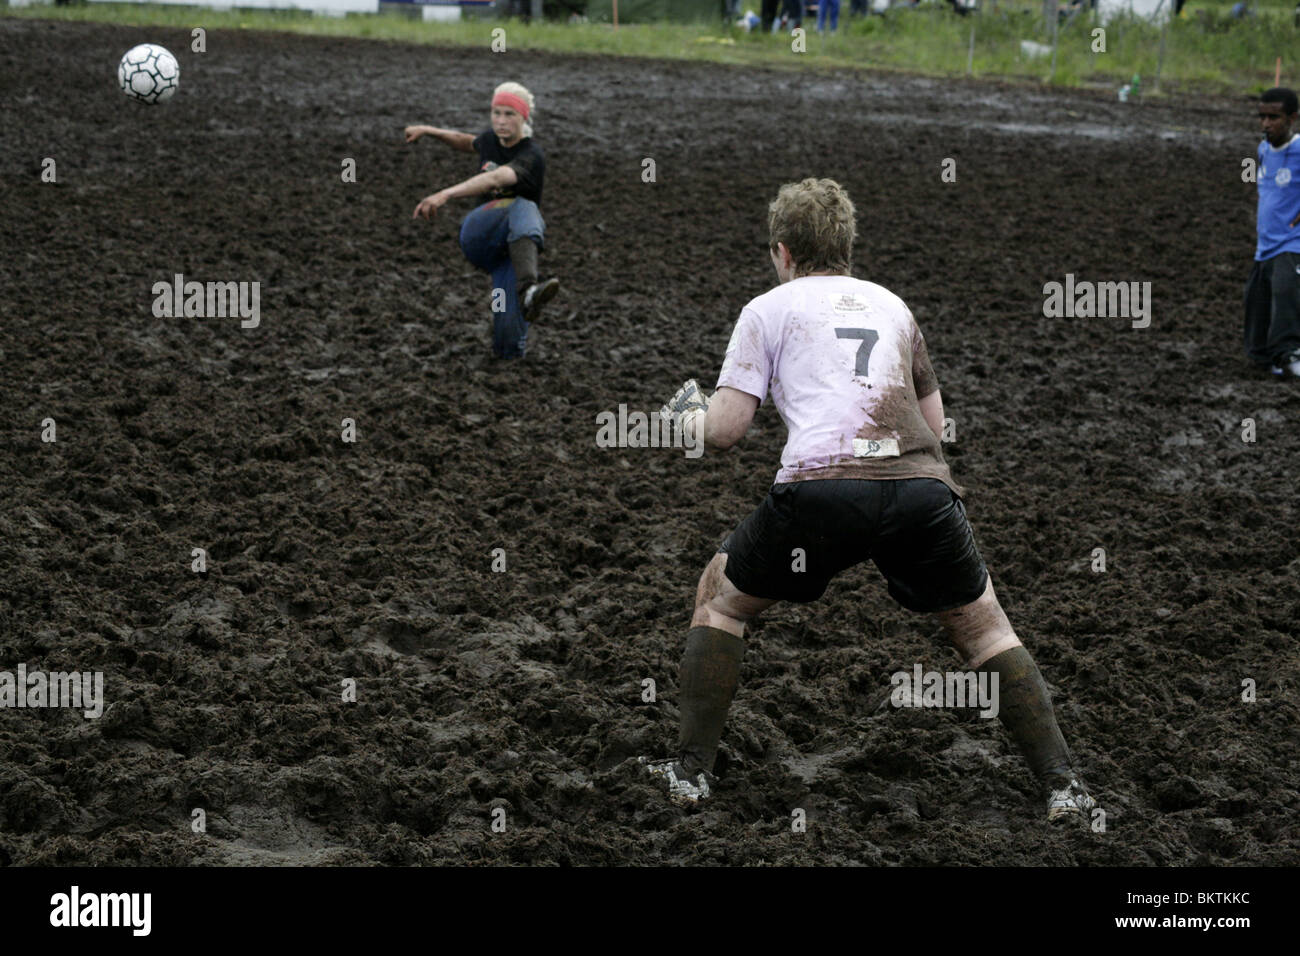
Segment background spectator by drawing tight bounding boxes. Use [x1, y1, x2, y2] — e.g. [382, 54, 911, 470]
[818, 0, 841, 30]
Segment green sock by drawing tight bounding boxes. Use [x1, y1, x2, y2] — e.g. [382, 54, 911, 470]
[977, 646, 1075, 790]
[676, 626, 745, 776]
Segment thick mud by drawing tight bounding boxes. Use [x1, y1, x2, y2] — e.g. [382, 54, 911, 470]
[0, 18, 1296, 865]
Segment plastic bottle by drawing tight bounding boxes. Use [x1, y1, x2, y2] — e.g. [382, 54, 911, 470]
[1131, 73, 1141, 99]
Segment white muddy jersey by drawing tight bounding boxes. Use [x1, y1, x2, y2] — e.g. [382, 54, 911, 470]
[716, 274, 958, 493]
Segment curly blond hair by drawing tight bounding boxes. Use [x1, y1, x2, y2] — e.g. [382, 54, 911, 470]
[768, 178, 856, 277]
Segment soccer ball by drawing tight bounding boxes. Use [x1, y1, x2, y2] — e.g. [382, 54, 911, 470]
[118, 44, 179, 104]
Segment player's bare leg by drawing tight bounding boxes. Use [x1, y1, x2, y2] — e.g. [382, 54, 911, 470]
[936, 578, 1097, 821]
[691, 551, 775, 635]
[641, 553, 774, 804]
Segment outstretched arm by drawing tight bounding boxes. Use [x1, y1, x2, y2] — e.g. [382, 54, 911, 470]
[412, 165, 519, 220]
[661, 381, 758, 454]
[404, 125, 476, 153]
[702, 387, 759, 451]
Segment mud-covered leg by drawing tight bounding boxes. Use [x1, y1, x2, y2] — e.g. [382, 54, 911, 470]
[937, 578, 1096, 820]
[505, 199, 559, 321]
[642, 553, 773, 803]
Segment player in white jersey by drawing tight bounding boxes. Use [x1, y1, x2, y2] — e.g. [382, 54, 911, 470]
[643, 179, 1096, 822]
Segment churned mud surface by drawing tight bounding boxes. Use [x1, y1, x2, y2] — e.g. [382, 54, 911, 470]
[1, 18, 1297, 865]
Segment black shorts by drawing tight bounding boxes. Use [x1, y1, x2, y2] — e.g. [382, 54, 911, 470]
[718, 477, 989, 613]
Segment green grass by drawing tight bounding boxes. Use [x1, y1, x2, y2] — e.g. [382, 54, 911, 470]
[3, 0, 1297, 94]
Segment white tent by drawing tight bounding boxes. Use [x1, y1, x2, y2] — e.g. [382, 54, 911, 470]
[1095, 0, 1172, 22]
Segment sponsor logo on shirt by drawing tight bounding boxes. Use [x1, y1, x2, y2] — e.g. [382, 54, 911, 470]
[831, 293, 870, 314]
[853, 437, 901, 458]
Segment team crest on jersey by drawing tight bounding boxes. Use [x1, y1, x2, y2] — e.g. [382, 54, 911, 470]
[1277, 167, 1292, 187]
[831, 293, 870, 314]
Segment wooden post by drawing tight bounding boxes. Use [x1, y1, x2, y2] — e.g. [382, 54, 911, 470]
[1154, 0, 1168, 93]
[1049, 4, 1058, 83]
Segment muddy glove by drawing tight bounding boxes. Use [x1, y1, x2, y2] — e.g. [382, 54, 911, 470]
[660, 379, 710, 451]
[660, 379, 710, 431]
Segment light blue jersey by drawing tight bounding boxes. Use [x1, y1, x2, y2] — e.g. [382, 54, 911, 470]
[1257, 133, 1300, 260]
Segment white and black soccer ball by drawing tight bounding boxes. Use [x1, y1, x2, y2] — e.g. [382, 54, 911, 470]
[118, 44, 179, 104]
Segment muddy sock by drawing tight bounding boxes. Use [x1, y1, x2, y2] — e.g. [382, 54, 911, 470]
[508, 237, 538, 297]
[676, 626, 745, 776]
[977, 646, 1074, 790]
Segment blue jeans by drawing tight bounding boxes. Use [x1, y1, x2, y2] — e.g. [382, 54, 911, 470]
[458, 197, 546, 359]
[818, 0, 840, 29]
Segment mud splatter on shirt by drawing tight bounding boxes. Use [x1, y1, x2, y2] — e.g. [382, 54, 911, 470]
[717, 275, 961, 495]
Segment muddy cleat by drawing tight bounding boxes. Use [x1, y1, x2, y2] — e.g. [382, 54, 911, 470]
[639, 757, 715, 806]
[1047, 778, 1097, 821]
[522, 278, 560, 322]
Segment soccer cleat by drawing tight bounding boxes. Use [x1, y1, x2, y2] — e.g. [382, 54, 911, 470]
[522, 278, 560, 322]
[1046, 778, 1097, 822]
[639, 757, 715, 806]
[1279, 352, 1300, 379]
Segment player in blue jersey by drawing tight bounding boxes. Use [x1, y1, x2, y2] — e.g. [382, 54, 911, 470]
[1244, 88, 1300, 378]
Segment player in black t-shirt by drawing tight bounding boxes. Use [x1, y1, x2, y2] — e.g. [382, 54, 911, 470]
[407, 82, 560, 359]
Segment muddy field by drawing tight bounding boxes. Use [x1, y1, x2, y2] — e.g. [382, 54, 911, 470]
[0, 17, 1296, 866]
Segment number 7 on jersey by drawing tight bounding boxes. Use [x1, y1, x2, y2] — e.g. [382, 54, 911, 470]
[835, 327, 879, 377]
